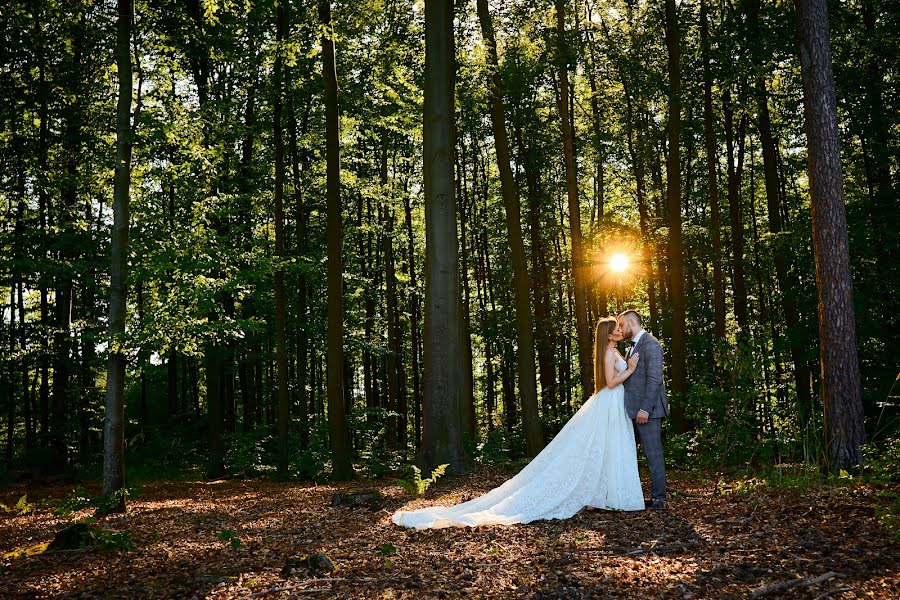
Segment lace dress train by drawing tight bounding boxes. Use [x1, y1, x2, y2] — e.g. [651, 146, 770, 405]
[392, 358, 644, 529]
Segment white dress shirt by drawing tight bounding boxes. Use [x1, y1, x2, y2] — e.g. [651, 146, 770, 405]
[627, 328, 645, 357]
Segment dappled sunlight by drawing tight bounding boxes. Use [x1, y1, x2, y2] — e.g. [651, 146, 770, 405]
[1, 470, 897, 597]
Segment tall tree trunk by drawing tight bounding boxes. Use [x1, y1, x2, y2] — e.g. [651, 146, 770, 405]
[623, 93, 657, 335]
[476, 0, 543, 456]
[555, 0, 592, 401]
[419, 0, 469, 475]
[273, 0, 290, 478]
[102, 0, 133, 509]
[664, 0, 687, 433]
[514, 123, 557, 421]
[754, 77, 813, 419]
[724, 90, 750, 338]
[289, 98, 310, 451]
[794, 0, 865, 470]
[319, 0, 354, 479]
[403, 193, 422, 448]
[700, 0, 725, 339]
[457, 148, 476, 440]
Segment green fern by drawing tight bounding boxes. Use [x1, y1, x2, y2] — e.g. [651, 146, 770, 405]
[0, 495, 34, 516]
[398, 463, 449, 496]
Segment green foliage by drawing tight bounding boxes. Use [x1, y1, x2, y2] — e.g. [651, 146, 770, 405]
[861, 437, 900, 483]
[375, 543, 396, 556]
[0, 495, 34, 516]
[397, 463, 448, 496]
[92, 528, 135, 554]
[217, 529, 242, 549]
[40, 487, 139, 518]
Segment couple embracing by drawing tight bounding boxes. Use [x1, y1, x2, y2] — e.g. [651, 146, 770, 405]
[393, 310, 668, 530]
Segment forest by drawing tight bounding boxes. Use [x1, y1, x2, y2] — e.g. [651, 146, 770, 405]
[1, 0, 898, 597]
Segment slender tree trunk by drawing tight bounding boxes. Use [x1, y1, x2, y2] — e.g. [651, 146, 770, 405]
[476, 0, 543, 456]
[555, 0, 592, 401]
[457, 149, 476, 440]
[273, 0, 290, 477]
[664, 0, 687, 433]
[794, 0, 865, 470]
[701, 0, 725, 339]
[515, 123, 557, 422]
[102, 0, 133, 509]
[724, 90, 750, 338]
[403, 193, 422, 448]
[289, 99, 310, 451]
[755, 79, 813, 418]
[320, 0, 353, 479]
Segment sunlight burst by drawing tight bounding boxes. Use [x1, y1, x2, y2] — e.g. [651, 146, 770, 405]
[610, 253, 629, 273]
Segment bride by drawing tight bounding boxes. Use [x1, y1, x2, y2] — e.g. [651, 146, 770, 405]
[392, 317, 645, 529]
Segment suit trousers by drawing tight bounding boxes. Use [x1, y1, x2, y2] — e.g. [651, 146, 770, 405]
[633, 418, 666, 502]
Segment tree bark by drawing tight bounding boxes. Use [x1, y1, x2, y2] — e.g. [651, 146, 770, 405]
[419, 0, 470, 475]
[274, 0, 290, 477]
[555, 0, 592, 401]
[700, 0, 725, 339]
[664, 0, 687, 433]
[794, 0, 865, 470]
[476, 0, 543, 456]
[102, 0, 133, 509]
[320, 0, 354, 479]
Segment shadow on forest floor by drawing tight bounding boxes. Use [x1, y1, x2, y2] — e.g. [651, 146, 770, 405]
[1, 466, 898, 598]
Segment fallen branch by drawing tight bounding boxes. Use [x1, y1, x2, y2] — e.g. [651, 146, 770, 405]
[814, 585, 852, 600]
[750, 572, 846, 598]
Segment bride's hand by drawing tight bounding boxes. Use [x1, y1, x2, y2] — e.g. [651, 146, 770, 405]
[628, 353, 640, 370]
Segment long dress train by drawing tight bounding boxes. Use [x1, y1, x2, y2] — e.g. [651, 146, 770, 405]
[392, 357, 644, 529]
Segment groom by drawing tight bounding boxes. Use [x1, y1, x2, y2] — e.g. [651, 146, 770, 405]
[618, 310, 668, 509]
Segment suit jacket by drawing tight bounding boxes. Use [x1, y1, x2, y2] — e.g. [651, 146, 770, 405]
[622, 331, 669, 420]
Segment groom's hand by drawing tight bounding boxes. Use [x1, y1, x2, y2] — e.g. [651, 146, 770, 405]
[636, 410, 649, 424]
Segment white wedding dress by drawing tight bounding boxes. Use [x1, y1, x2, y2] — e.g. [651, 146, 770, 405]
[392, 357, 644, 529]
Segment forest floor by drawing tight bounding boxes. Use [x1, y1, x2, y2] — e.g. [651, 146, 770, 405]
[1, 466, 898, 599]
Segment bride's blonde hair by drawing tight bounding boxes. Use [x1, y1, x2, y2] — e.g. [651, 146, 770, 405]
[593, 317, 617, 394]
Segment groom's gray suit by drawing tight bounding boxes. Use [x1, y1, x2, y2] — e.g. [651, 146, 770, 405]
[622, 330, 668, 503]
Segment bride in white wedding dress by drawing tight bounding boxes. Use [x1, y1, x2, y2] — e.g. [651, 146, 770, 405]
[392, 317, 645, 529]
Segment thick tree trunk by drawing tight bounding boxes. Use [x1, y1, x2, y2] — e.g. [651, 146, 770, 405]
[664, 0, 687, 433]
[794, 0, 865, 470]
[555, 0, 592, 401]
[419, 0, 470, 475]
[102, 0, 133, 509]
[320, 0, 354, 479]
[476, 0, 543, 456]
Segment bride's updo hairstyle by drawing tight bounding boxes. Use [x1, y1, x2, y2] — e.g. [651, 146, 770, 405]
[593, 317, 617, 394]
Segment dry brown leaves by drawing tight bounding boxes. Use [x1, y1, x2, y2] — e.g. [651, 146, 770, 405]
[1, 467, 898, 599]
